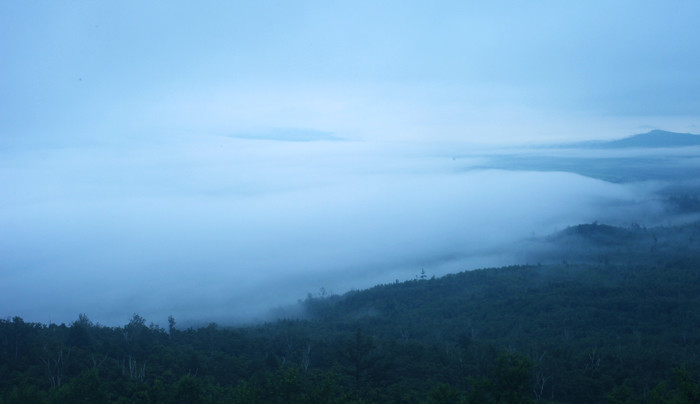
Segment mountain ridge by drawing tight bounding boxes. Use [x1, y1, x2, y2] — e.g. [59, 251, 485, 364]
[580, 129, 700, 149]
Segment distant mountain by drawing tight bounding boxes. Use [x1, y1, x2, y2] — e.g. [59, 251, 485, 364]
[484, 129, 700, 182]
[589, 129, 700, 148]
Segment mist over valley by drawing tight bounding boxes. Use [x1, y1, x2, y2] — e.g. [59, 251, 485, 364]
[2, 130, 699, 326]
[2, 3, 700, 401]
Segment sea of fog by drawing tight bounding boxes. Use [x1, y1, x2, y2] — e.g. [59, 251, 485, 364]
[0, 136, 672, 325]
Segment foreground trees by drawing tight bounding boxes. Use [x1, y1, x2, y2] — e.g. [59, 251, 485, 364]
[2, 222, 700, 403]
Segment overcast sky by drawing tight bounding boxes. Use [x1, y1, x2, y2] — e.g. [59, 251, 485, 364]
[1, 1, 699, 325]
[2, 0, 699, 145]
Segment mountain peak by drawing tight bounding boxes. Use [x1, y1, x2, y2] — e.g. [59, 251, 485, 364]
[601, 129, 700, 148]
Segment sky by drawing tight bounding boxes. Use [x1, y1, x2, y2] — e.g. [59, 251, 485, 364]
[1, 1, 700, 325]
[2, 0, 699, 145]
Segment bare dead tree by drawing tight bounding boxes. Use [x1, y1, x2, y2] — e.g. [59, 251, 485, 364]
[530, 350, 547, 366]
[533, 372, 550, 402]
[41, 344, 71, 388]
[91, 352, 109, 369]
[301, 341, 312, 372]
[121, 355, 146, 382]
[527, 348, 550, 401]
[585, 347, 601, 371]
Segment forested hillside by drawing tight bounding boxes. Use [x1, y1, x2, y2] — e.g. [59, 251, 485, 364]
[2, 221, 700, 403]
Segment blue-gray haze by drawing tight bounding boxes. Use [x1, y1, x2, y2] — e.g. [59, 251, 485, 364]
[1, 1, 699, 325]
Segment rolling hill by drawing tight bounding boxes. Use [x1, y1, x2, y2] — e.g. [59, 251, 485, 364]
[594, 130, 700, 149]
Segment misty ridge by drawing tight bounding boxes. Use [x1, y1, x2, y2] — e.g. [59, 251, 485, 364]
[2, 128, 699, 327]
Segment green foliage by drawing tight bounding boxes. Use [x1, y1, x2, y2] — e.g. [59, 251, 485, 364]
[425, 383, 462, 404]
[672, 366, 700, 404]
[173, 375, 203, 404]
[466, 353, 534, 404]
[1, 221, 699, 403]
[58, 369, 107, 404]
[606, 385, 637, 404]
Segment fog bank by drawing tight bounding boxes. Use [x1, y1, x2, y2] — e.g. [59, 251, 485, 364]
[0, 136, 667, 325]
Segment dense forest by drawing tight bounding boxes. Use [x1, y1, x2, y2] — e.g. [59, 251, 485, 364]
[2, 221, 700, 403]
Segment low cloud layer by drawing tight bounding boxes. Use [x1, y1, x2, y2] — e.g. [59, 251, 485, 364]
[0, 135, 667, 325]
[2, 2, 699, 327]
